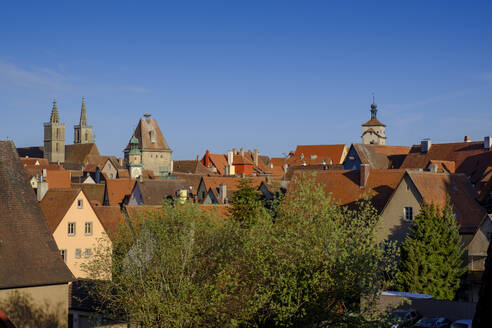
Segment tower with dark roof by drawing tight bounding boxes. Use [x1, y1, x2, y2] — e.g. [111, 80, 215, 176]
[44, 99, 66, 163]
[74, 97, 93, 144]
[361, 102, 386, 145]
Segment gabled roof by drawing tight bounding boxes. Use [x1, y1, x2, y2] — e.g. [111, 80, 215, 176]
[117, 169, 130, 179]
[400, 141, 492, 182]
[171, 173, 205, 194]
[428, 160, 456, 173]
[351, 144, 411, 169]
[65, 143, 100, 164]
[71, 183, 106, 205]
[0, 141, 73, 289]
[406, 171, 487, 233]
[20, 157, 49, 166]
[285, 164, 344, 180]
[40, 188, 80, 232]
[135, 179, 190, 205]
[287, 144, 347, 166]
[124, 118, 171, 152]
[93, 206, 125, 239]
[173, 160, 214, 175]
[105, 179, 136, 206]
[208, 153, 229, 175]
[200, 176, 267, 199]
[294, 169, 405, 212]
[84, 154, 123, 169]
[361, 117, 386, 127]
[17, 146, 44, 158]
[45, 170, 71, 189]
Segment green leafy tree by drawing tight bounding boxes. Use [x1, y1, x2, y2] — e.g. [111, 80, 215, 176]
[396, 203, 467, 300]
[85, 174, 396, 327]
[228, 177, 265, 226]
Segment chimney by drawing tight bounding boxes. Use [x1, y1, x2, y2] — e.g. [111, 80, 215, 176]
[204, 150, 211, 167]
[240, 147, 244, 157]
[485, 136, 492, 150]
[42, 168, 47, 178]
[196, 155, 199, 161]
[219, 183, 227, 204]
[360, 164, 370, 188]
[253, 149, 259, 166]
[232, 148, 237, 155]
[428, 163, 438, 173]
[421, 139, 432, 153]
[37, 181, 49, 202]
[227, 151, 233, 166]
[464, 136, 471, 143]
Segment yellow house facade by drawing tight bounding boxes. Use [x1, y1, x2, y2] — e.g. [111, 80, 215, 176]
[40, 189, 112, 278]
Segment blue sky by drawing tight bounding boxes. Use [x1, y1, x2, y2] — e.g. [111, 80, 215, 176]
[1, 1, 492, 159]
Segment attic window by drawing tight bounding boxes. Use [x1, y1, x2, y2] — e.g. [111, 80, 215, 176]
[149, 130, 156, 143]
[404, 207, 413, 221]
[77, 199, 83, 208]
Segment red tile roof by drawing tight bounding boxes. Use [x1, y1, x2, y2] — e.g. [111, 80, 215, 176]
[361, 117, 386, 127]
[124, 118, 171, 152]
[93, 206, 125, 238]
[401, 141, 492, 182]
[291, 169, 405, 212]
[40, 188, 79, 232]
[287, 144, 347, 166]
[351, 144, 411, 169]
[407, 171, 487, 233]
[105, 179, 136, 206]
[45, 170, 71, 189]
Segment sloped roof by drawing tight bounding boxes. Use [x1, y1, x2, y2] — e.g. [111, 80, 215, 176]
[361, 117, 386, 127]
[0, 141, 73, 288]
[233, 154, 253, 165]
[105, 179, 136, 206]
[40, 189, 79, 232]
[117, 169, 130, 179]
[71, 183, 106, 205]
[17, 146, 44, 158]
[285, 164, 344, 180]
[124, 118, 171, 152]
[201, 176, 267, 196]
[85, 154, 123, 169]
[208, 153, 229, 175]
[45, 170, 71, 189]
[173, 160, 214, 175]
[351, 144, 411, 169]
[171, 173, 205, 194]
[407, 171, 486, 233]
[294, 169, 405, 212]
[93, 206, 125, 238]
[65, 143, 100, 164]
[401, 141, 492, 182]
[428, 160, 456, 173]
[20, 157, 49, 166]
[287, 144, 347, 166]
[136, 179, 190, 205]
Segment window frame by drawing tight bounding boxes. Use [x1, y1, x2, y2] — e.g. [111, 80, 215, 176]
[68, 222, 76, 236]
[75, 248, 82, 259]
[84, 222, 93, 236]
[60, 249, 67, 262]
[84, 248, 92, 258]
[404, 206, 413, 221]
[77, 199, 83, 208]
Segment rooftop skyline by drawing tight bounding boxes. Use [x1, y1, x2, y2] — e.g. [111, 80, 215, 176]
[1, 1, 492, 159]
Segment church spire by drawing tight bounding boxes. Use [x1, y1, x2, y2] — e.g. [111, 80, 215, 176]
[50, 99, 60, 123]
[80, 97, 88, 126]
[370, 102, 377, 119]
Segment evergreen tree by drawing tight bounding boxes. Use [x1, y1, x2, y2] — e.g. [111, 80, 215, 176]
[396, 203, 467, 300]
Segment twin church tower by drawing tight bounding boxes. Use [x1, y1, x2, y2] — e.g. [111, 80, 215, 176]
[43, 98, 93, 163]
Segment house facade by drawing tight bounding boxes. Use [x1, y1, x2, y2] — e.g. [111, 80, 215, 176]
[40, 189, 112, 278]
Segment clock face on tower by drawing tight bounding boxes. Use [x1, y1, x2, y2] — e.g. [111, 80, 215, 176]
[130, 167, 142, 179]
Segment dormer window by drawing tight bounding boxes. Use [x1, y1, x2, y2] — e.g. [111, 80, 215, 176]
[149, 130, 156, 143]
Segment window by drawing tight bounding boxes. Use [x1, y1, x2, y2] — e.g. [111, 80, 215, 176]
[85, 222, 93, 235]
[84, 248, 92, 258]
[77, 199, 83, 208]
[75, 248, 82, 259]
[84, 132, 88, 141]
[56, 142, 59, 152]
[404, 207, 413, 221]
[310, 155, 317, 160]
[60, 249, 67, 262]
[108, 163, 112, 169]
[110, 173, 114, 179]
[68, 222, 76, 236]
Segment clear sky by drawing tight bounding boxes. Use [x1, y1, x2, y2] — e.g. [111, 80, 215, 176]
[1, 1, 492, 159]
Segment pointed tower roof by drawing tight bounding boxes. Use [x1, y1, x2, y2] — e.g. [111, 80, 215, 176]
[49, 99, 60, 123]
[80, 97, 88, 126]
[124, 117, 172, 152]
